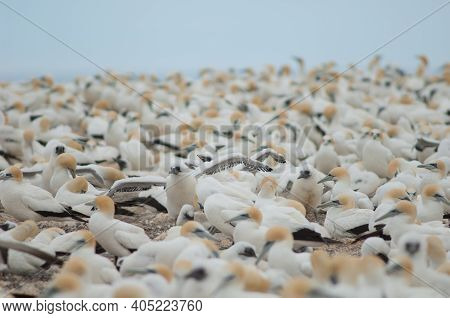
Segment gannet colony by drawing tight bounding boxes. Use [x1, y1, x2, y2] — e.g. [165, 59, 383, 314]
[0, 56, 449, 297]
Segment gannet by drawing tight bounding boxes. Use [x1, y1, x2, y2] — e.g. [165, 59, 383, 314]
[166, 164, 197, 219]
[0, 166, 86, 222]
[319, 167, 373, 209]
[362, 129, 394, 178]
[417, 184, 449, 222]
[256, 226, 312, 276]
[319, 193, 373, 239]
[88, 196, 150, 257]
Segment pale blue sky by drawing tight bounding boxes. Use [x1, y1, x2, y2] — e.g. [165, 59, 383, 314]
[1, 0, 449, 80]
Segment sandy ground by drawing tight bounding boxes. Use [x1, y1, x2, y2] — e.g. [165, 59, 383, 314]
[0, 195, 360, 297]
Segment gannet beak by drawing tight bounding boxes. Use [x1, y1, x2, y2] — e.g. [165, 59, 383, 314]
[197, 155, 212, 162]
[375, 209, 400, 222]
[0, 222, 16, 231]
[417, 163, 437, 171]
[317, 200, 340, 209]
[194, 228, 220, 242]
[0, 172, 12, 181]
[225, 213, 249, 224]
[318, 174, 334, 184]
[69, 169, 77, 179]
[434, 194, 450, 206]
[256, 241, 274, 265]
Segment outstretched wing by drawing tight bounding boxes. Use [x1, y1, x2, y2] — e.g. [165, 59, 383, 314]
[107, 176, 166, 196]
[196, 155, 272, 177]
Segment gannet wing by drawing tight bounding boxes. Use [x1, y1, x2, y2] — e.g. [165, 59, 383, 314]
[114, 228, 149, 251]
[76, 166, 106, 186]
[107, 176, 166, 196]
[196, 155, 272, 177]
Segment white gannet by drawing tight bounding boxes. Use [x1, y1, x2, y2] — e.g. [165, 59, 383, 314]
[88, 196, 150, 257]
[0, 166, 86, 222]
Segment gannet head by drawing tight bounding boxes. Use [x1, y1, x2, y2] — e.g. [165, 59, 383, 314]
[201, 239, 219, 258]
[229, 111, 245, 125]
[225, 206, 263, 225]
[23, 129, 35, 145]
[281, 277, 313, 298]
[422, 184, 449, 205]
[294, 102, 313, 116]
[317, 193, 355, 210]
[417, 159, 447, 177]
[0, 165, 23, 182]
[260, 176, 278, 191]
[93, 99, 110, 110]
[56, 153, 77, 178]
[387, 125, 398, 138]
[310, 250, 332, 282]
[61, 257, 88, 277]
[180, 221, 219, 242]
[437, 262, 450, 276]
[318, 167, 348, 184]
[144, 264, 173, 282]
[384, 187, 410, 202]
[225, 261, 246, 285]
[9, 101, 25, 113]
[173, 259, 193, 277]
[104, 167, 125, 181]
[10, 220, 39, 241]
[375, 200, 416, 223]
[76, 230, 96, 249]
[95, 196, 115, 217]
[386, 256, 413, 282]
[39, 117, 51, 132]
[66, 176, 89, 194]
[47, 273, 81, 296]
[323, 104, 337, 122]
[113, 284, 149, 298]
[241, 265, 270, 292]
[256, 226, 292, 264]
[328, 255, 359, 285]
[426, 236, 446, 266]
[387, 158, 402, 178]
[63, 139, 84, 152]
